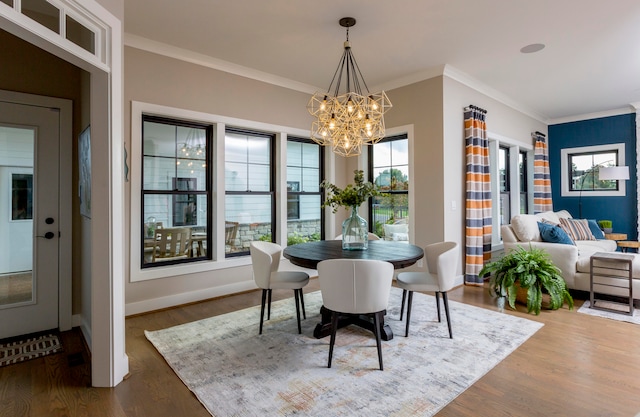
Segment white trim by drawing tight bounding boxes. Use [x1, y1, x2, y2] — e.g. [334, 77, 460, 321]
[548, 107, 636, 126]
[632, 103, 640, 239]
[125, 279, 256, 316]
[130, 101, 311, 283]
[124, 33, 319, 95]
[560, 143, 627, 197]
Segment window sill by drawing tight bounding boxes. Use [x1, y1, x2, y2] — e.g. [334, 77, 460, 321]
[130, 255, 252, 283]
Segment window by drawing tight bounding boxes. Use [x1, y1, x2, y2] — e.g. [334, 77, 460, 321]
[519, 151, 529, 214]
[141, 115, 211, 267]
[560, 143, 626, 197]
[569, 151, 618, 192]
[369, 134, 409, 239]
[286, 138, 324, 245]
[11, 173, 33, 220]
[488, 136, 533, 246]
[225, 129, 274, 257]
[499, 146, 510, 225]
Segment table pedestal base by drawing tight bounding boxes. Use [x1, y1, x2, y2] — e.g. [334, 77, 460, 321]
[312, 305, 394, 341]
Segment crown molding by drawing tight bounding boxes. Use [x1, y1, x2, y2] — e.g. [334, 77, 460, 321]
[124, 33, 319, 94]
[124, 34, 554, 124]
[442, 65, 548, 123]
[548, 106, 636, 125]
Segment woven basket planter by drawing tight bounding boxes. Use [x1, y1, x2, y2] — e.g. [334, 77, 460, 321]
[515, 284, 552, 310]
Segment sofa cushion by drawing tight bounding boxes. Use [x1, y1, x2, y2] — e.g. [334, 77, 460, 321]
[587, 219, 606, 239]
[538, 221, 575, 245]
[559, 218, 595, 241]
[536, 210, 561, 224]
[511, 214, 541, 242]
[383, 223, 409, 240]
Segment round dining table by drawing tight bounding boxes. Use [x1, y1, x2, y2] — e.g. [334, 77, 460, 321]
[283, 239, 424, 340]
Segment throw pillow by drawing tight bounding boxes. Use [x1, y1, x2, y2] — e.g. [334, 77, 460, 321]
[538, 221, 575, 245]
[587, 219, 606, 240]
[559, 218, 596, 241]
[511, 214, 541, 242]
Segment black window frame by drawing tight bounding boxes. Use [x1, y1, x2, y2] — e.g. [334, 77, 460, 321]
[519, 151, 528, 214]
[568, 150, 620, 192]
[286, 136, 326, 242]
[368, 133, 409, 236]
[141, 115, 213, 268]
[224, 127, 276, 257]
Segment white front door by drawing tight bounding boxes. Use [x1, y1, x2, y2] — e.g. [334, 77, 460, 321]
[0, 101, 60, 339]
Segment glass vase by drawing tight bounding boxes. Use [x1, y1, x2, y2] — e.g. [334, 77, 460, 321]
[342, 206, 368, 250]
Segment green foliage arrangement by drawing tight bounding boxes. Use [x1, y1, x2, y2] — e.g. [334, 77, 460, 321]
[598, 220, 612, 229]
[479, 246, 574, 315]
[321, 170, 380, 213]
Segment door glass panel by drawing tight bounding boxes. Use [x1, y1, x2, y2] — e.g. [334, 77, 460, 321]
[0, 126, 34, 308]
[66, 15, 96, 54]
[21, 0, 60, 34]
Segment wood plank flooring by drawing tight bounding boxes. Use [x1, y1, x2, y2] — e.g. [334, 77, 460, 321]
[1, 280, 640, 417]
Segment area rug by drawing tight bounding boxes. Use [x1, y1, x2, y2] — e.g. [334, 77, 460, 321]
[577, 300, 640, 324]
[0, 332, 63, 367]
[146, 288, 543, 417]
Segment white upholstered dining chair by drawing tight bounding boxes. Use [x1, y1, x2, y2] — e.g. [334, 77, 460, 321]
[250, 241, 310, 334]
[396, 241, 459, 338]
[318, 259, 394, 370]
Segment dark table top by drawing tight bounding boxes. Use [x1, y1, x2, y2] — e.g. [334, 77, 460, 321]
[283, 240, 424, 270]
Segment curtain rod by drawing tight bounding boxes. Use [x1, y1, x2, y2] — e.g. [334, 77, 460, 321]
[534, 131, 546, 137]
[465, 104, 487, 114]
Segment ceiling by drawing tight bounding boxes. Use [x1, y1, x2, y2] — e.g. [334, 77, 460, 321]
[123, 0, 640, 123]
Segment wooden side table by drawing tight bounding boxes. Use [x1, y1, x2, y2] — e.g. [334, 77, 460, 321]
[617, 241, 640, 253]
[590, 252, 634, 315]
[604, 233, 628, 241]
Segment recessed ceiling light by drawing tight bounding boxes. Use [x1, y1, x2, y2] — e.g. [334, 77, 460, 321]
[520, 43, 545, 54]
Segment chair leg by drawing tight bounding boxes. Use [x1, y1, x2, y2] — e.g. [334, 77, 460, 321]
[443, 292, 453, 339]
[267, 289, 272, 320]
[294, 289, 302, 334]
[328, 311, 339, 368]
[299, 289, 306, 319]
[259, 289, 267, 334]
[400, 289, 407, 321]
[435, 291, 441, 322]
[405, 291, 414, 337]
[373, 311, 384, 371]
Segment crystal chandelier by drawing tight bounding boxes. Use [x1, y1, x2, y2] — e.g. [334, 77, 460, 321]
[307, 17, 392, 157]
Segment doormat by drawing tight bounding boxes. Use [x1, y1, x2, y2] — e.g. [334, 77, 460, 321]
[0, 331, 63, 367]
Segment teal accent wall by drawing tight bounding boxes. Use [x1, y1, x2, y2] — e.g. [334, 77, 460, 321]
[548, 113, 637, 240]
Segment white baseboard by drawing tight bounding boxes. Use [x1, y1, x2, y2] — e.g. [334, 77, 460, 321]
[125, 280, 257, 316]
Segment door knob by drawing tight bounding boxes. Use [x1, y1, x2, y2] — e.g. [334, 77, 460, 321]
[45, 217, 54, 224]
[44, 232, 55, 239]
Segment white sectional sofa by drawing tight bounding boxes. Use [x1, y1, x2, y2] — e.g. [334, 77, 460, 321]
[501, 210, 640, 299]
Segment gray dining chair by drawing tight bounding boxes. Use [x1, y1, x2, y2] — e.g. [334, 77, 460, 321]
[396, 241, 459, 338]
[250, 241, 310, 334]
[318, 259, 394, 370]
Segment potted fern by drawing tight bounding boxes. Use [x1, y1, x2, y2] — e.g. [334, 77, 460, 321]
[479, 246, 574, 315]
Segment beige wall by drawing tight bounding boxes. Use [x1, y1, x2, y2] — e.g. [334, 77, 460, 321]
[442, 76, 547, 273]
[385, 76, 445, 248]
[123, 46, 550, 310]
[124, 46, 322, 308]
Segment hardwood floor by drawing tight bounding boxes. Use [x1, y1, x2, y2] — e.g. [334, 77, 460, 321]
[1, 280, 640, 417]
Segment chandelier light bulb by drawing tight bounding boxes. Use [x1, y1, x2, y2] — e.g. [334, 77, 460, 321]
[307, 17, 392, 157]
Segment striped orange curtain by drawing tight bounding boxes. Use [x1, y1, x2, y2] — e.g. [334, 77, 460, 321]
[533, 131, 553, 213]
[464, 105, 491, 285]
